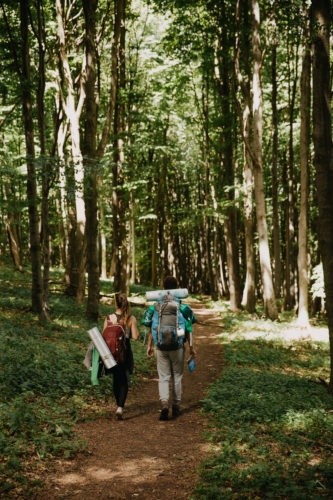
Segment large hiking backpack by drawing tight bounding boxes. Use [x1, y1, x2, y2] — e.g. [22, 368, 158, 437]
[151, 293, 186, 351]
[102, 314, 126, 363]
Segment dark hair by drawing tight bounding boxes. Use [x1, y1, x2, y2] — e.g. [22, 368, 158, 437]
[115, 292, 130, 321]
[163, 276, 178, 290]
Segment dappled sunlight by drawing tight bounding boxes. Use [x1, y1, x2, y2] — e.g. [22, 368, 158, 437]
[223, 325, 329, 342]
[54, 456, 167, 487]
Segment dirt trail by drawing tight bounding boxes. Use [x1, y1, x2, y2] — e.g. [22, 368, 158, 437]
[37, 305, 224, 500]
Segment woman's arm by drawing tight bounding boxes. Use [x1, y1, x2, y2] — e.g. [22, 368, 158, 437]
[129, 315, 139, 340]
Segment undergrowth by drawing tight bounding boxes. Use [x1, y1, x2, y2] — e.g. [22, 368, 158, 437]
[196, 311, 333, 499]
[1, 266, 332, 499]
[0, 266, 152, 497]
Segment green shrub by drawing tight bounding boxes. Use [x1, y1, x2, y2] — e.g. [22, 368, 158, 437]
[197, 338, 333, 499]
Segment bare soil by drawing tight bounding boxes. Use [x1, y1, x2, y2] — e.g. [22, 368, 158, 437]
[36, 304, 224, 500]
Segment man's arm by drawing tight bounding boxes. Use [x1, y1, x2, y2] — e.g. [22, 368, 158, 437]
[185, 330, 196, 357]
[147, 331, 154, 356]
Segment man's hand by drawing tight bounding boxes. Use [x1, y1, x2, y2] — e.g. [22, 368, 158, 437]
[189, 345, 197, 358]
[147, 345, 154, 357]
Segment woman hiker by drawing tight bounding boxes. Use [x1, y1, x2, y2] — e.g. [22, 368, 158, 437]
[102, 293, 139, 419]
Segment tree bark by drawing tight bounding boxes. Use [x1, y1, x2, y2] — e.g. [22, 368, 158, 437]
[235, 0, 256, 313]
[82, 0, 99, 321]
[271, 33, 282, 299]
[284, 33, 299, 310]
[112, 0, 128, 293]
[215, 22, 241, 309]
[5, 217, 23, 272]
[56, 0, 86, 302]
[20, 0, 44, 318]
[35, 0, 51, 318]
[311, 0, 333, 392]
[251, 0, 278, 319]
[297, 13, 311, 328]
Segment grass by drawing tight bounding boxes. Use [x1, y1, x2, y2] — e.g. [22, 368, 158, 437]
[0, 265, 153, 497]
[195, 306, 333, 499]
[1, 265, 332, 498]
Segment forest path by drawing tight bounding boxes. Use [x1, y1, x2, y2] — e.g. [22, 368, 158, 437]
[36, 303, 225, 500]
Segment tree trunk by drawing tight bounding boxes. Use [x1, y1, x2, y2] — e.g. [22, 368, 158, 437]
[36, 0, 50, 318]
[235, 0, 256, 313]
[100, 205, 107, 280]
[151, 217, 158, 287]
[82, 0, 99, 321]
[112, 0, 128, 293]
[55, 92, 69, 270]
[251, 0, 278, 319]
[271, 38, 282, 299]
[242, 153, 256, 312]
[284, 36, 299, 310]
[129, 194, 136, 284]
[5, 217, 23, 272]
[215, 24, 241, 309]
[297, 14, 311, 328]
[20, 0, 44, 318]
[311, 0, 333, 392]
[56, 0, 86, 302]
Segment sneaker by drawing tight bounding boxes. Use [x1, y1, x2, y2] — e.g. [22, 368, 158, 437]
[116, 407, 123, 420]
[172, 405, 181, 418]
[159, 408, 169, 421]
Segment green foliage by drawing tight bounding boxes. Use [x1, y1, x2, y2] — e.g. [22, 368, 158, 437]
[0, 266, 152, 496]
[196, 334, 333, 499]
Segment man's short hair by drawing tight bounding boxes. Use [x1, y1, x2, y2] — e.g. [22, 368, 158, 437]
[163, 276, 178, 290]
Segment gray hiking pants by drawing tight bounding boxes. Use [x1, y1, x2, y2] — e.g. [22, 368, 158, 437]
[156, 347, 184, 407]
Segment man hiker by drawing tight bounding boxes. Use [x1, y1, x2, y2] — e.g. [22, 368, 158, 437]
[144, 276, 196, 420]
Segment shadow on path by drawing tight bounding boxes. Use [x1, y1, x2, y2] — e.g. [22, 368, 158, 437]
[36, 304, 224, 500]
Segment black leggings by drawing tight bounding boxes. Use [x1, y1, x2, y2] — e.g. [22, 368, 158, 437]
[110, 363, 129, 407]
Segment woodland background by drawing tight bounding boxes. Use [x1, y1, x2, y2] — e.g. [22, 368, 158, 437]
[0, 1, 332, 384]
[0, 1, 333, 497]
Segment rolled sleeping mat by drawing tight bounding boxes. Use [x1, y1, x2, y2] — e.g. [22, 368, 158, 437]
[88, 326, 117, 369]
[146, 288, 189, 301]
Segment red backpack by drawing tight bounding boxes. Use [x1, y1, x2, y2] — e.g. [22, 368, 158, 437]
[102, 314, 126, 363]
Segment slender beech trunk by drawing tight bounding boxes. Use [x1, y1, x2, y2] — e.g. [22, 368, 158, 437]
[56, 100, 69, 270]
[36, 0, 50, 317]
[20, 0, 44, 318]
[151, 217, 158, 287]
[271, 34, 282, 299]
[201, 70, 218, 300]
[82, 0, 99, 321]
[5, 217, 23, 272]
[284, 35, 299, 310]
[129, 194, 136, 284]
[112, 0, 128, 294]
[251, 0, 278, 319]
[235, 0, 256, 313]
[311, 0, 333, 392]
[56, 0, 86, 302]
[156, 127, 168, 281]
[100, 205, 107, 280]
[242, 147, 256, 312]
[215, 26, 241, 309]
[297, 15, 311, 328]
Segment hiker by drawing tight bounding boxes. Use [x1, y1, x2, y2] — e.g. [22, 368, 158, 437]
[145, 276, 196, 421]
[102, 292, 139, 420]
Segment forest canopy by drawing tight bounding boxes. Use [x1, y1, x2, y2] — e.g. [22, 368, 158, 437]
[0, 0, 332, 339]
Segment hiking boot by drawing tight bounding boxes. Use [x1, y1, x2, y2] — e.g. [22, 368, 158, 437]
[172, 405, 181, 418]
[116, 407, 123, 420]
[159, 408, 169, 421]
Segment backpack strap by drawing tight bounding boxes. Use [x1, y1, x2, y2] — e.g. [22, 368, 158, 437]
[107, 313, 117, 324]
[107, 313, 126, 331]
